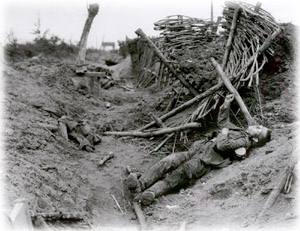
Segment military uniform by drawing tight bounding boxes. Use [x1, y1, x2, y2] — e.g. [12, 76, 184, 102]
[58, 116, 101, 151]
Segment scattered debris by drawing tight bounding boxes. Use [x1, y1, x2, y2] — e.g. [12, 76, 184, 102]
[98, 152, 114, 167]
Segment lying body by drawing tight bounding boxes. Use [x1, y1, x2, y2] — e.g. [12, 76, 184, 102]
[126, 94, 271, 205]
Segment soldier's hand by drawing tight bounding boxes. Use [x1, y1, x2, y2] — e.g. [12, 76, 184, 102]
[225, 94, 234, 103]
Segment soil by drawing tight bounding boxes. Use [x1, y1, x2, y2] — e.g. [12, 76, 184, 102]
[3, 51, 297, 230]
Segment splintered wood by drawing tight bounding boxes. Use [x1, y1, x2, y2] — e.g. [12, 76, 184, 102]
[77, 4, 99, 65]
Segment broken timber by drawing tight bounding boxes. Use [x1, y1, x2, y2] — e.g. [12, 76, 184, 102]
[133, 202, 147, 230]
[138, 28, 280, 131]
[222, 7, 240, 69]
[77, 4, 99, 65]
[257, 162, 296, 221]
[135, 28, 199, 96]
[211, 57, 256, 125]
[104, 122, 201, 138]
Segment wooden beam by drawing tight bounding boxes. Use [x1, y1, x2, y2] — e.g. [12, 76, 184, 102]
[135, 28, 199, 96]
[222, 7, 240, 70]
[104, 122, 201, 138]
[211, 57, 256, 125]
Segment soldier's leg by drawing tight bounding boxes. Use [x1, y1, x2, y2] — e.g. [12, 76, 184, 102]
[140, 155, 211, 205]
[127, 151, 193, 192]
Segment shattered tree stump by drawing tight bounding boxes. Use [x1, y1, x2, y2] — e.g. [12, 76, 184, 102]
[77, 3, 99, 65]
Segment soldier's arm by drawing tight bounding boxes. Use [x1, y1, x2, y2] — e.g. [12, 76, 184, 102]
[217, 94, 234, 128]
[215, 130, 251, 153]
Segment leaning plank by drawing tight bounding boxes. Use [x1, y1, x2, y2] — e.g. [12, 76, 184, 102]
[135, 28, 199, 96]
[222, 7, 240, 70]
[211, 57, 256, 126]
[104, 123, 201, 138]
[139, 82, 223, 131]
[133, 202, 147, 230]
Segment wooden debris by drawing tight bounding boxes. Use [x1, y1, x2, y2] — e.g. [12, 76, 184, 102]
[135, 28, 199, 96]
[32, 212, 84, 222]
[149, 133, 174, 154]
[98, 152, 114, 167]
[111, 194, 125, 214]
[104, 122, 201, 138]
[222, 7, 240, 70]
[149, 112, 166, 128]
[257, 162, 296, 220]
[133, 201, 147, 230]
[77, 3, 99, 65]
[138, 77, 230, 131]
[211, 57, 256, 126]
[58, 121, 68, 140]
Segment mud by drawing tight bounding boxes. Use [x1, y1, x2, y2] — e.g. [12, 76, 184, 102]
[3, 52, 296, 230]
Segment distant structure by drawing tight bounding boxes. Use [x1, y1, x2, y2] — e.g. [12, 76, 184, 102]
[101, 41, 115, 50]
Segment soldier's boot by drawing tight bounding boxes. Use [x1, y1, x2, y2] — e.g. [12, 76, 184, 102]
[140, 180, 169, 206]
[126, 173, 142, 192]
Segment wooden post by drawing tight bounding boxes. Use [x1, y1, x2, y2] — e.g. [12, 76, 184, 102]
[210, 0, 214, 23]
[254, 2, 262, 12]
[222, 7, 240, 70]
[135, 28, 199, 96]
[77, 3, 99, 65]
[211, 58, 256, 125]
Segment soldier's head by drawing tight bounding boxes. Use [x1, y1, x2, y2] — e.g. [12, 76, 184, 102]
[246, 125, 271, 147]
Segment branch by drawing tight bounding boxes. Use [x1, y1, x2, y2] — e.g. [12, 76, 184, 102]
[104, 123, 201, 138]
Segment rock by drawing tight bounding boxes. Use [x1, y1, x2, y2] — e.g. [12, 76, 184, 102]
[105, 102, 111, 108]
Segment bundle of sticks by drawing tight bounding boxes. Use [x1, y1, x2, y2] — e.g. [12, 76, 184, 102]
[190, 1, 281, 121]
[154, 15, 218, 53]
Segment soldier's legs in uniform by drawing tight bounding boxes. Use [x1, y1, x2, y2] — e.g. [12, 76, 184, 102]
[140, 155, 211, 205]
[127, 151, 192, 192]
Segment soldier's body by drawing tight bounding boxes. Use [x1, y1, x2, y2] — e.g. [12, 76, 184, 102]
[58, 116, 102, 151]
[126, 94, 271, 205]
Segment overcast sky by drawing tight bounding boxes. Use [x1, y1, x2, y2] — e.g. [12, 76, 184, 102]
[1, 0, 299, 48]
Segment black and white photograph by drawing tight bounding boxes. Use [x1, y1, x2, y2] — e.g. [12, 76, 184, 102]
[0, 0, 298, 230]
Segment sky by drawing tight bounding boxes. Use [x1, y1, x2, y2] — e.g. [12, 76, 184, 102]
[0, 0, 299, 48]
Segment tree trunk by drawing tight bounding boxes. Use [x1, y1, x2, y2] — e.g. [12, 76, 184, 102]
[77, 4, 99, 65]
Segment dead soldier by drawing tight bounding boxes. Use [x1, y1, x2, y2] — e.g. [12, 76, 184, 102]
[126, 94, 271, 205]
[58, 116, 102, 152]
